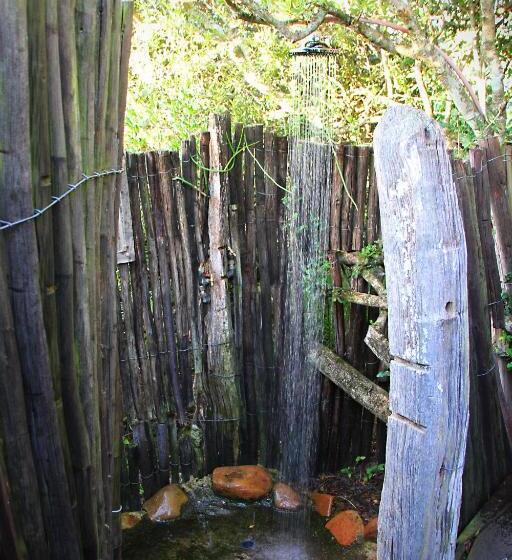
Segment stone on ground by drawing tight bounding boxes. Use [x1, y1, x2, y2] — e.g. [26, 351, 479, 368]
[364, 517, 378, 541]
[311, 492, 335, 517]
[273, 482, 302, 510]
[212, 465, 273, 500]
[121, 511, 144, 530]
[143, 484, 189, 521]
[325, 509, 364, 547]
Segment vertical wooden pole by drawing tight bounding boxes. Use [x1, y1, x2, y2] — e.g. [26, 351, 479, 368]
[374, 106, 469, 559]
[204, 113, 241, 468]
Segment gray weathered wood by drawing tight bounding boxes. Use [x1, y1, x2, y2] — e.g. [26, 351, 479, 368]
[310, 345, 390, 423]
[117, 169, 135, 263]
[374, 105, 469, 560]
[204, 114, 241, 467]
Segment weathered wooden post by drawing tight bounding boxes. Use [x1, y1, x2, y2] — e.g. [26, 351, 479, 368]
[374, 106, 470, 559]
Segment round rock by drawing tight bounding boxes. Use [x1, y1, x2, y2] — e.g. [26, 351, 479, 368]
[143, 484, 189, 521]
[212, 465, 273, 500]
[273, 482, 302, 510]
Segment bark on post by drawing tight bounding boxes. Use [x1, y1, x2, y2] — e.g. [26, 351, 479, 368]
[204, 114, 241, 468]
[374, 105, 469, 559]
[310, 345, 390, 423]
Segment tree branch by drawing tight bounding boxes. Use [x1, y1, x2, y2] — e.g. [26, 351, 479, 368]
[225, 0, 488, 133]
[480, 0, 506, 136]
[310, 344, 390, 423]
[414, 61, 433, 116]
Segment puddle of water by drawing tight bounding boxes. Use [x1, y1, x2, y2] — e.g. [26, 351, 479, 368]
[122, 503, 351, 560]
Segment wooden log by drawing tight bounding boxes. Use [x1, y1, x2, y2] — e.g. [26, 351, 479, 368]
[140, 152, 172, 410]
[310, 345, 390, 423]
[364, 323, 391, 366]
[476, 143, 512, 440]
[479, 137, 512, 303]
[146, 152, 186, 425]
[133, 422, 159, 500]
[156, 423, 170, 488]
[197, 132, 210, 256]
[155, 151, 186, 416]
[228, 124, 247, 461]
[339, 144, 368, 463]
[118, 264, 141, 420]
[57, 1, 102, 553]
[126, 154, 158, 419]
[374, 105, 469, 559]
[76, 3, 106, 546]
[333, 288, 387, 308]
[204, 113, 241, 468]
[0, 449, 24, 560]
[363, 155, 386, 460]
[270, 138, 288, 468]
[253, 125, 273, 463]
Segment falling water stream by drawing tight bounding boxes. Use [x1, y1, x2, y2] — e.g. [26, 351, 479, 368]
[278, 48, 337, 490]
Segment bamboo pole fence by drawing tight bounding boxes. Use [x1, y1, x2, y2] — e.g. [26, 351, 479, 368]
[0, 2, 133, 558]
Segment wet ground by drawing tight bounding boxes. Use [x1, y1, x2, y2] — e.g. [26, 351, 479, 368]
[122, 470, 383, 560]
[122, 502, 348, 560]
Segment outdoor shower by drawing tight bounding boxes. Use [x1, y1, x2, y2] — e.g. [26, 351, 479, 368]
[277, 36, 337, 494]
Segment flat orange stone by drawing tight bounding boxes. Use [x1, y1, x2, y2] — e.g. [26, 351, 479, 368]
[325, 510, 364, 547]
[311, 492, 334, 517]
[212, 465, 273, 500]
[143, 484, 188, 521]
[364, 516, 378, 541]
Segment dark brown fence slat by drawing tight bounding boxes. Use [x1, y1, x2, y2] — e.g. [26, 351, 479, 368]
[470, 148, 504, 329]
[240, 125, 259, 463]
[453, 158, 511, 529]
[320, 143, 345, 472]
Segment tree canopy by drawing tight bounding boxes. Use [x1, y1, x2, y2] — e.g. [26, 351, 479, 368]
[126, 0, 511, 151]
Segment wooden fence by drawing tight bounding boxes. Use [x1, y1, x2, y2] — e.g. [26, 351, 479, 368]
[0, 2, 133, 559]
[117, 114, 512, 535]
[117, 115, 384, 508]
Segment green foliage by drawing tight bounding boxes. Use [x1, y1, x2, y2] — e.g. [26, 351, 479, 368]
[351, 240, 383, 278]
[339, 466, 354, 479]
[376, 369, 390, 380]
[363, 462, 385, 483]
[126, 0, 511, 151]
[303, 256, 333, 300]
[339, 455, 385, 483]
[500, 331, 512, 371]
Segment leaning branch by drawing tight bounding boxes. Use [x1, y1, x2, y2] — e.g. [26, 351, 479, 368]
[310, 345, 390, 423]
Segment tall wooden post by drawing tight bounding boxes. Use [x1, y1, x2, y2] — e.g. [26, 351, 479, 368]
[374, 106, 469, 559]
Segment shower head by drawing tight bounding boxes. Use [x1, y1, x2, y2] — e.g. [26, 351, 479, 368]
[290, 37, 338, 57]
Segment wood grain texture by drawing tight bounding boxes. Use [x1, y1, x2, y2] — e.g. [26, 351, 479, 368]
[204, 114, 241, 468]
[374, 105, 469, 560]
[310, 345, 390, 423]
